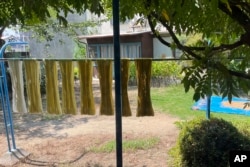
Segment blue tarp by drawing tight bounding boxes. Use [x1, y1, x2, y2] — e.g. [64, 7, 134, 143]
[192, 96, 250, 116]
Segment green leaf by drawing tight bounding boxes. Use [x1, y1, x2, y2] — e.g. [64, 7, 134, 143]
[193, 92, 201, 101]
[220, 0, 232, 13]
[228, 93, 233, 103]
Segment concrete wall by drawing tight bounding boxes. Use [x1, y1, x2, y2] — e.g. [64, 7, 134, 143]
[153, 37, 173, 58]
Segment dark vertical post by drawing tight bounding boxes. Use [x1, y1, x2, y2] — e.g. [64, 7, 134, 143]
[112, 0, 123, 166]
[206, 59, 211, 120]
[206, 95, 211, 119]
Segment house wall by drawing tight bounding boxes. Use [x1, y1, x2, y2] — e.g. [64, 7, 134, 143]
[153, 37, 173, 58]
[141, 33, 153, 58]
[153, 36, 183, 59]
[86, 31, 153, 58]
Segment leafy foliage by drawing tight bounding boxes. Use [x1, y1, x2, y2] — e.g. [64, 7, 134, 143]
[2, 0, 250, 102]
[23, 19, 98, 42]
[0, 0, 104, 46]
[40, 62, 46, 95]
[129, 62, 136, 80]
[181, 44, 250, 102]
[129, 61, 183, 86]
[151, 61, 182, 79]
[116, 0, 250, 101]
[130, 61, 182, 79]
[171, 117, 250, 167]
[0, 0, 104, 27]
[73, 41, 86, 59]
[73, 66, 79, 79]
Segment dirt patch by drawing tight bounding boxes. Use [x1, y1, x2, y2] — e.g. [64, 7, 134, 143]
[0, 113, 179, 167]
[0, 80, 180, 167]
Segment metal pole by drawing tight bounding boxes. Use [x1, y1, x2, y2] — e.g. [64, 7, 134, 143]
[0, 42, 28, 152]
[112, 0, 123, 166]
[206, 59, 211, 120]
[2, 62, 17, 150]
[0, 74, 11, 152]
[206, 95, 211, 119]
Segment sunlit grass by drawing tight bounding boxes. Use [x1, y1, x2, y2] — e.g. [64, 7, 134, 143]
[151, 84, 250, 123]
[90, 137, 160, 153]
[151, 84, 200, 119]
[151, 84, 250, 167]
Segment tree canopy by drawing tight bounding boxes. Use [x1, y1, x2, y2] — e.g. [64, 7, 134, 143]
[1, 0, 250, 101]
[117, 0, 250, 101]
[0, 0, 103, 38]
[0, 0, 103, 26]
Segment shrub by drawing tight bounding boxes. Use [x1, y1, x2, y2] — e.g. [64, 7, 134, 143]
[73, 66, 79, 80]
[128, 62, 137, 85]
[128, 61, 183, 86]
[171, 117, 250, 167]
[40, 62, 46, 95]
[129, 62, 136, 78]
[151, 61, 182, 79]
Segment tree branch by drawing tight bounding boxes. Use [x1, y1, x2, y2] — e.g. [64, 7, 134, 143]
[150, 12, 202, 60]
[147, 15, 171, 47]
[149, 12, 250, 81]
[228, 69, 250, 79]
[186, 40, 243, 52]
[218, 1, 250, 31]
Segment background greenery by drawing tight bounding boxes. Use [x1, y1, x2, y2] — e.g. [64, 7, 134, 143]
[151, 85, 250, 167]
[129, 61, 183, 86]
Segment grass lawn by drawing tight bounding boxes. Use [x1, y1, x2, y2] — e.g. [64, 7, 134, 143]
[152, 84, 250, 167]
[90, 137, 160, 153]
[151, 84, 250, 128]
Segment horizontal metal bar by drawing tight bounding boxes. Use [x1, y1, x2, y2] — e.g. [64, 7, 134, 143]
[0, 58, 192, 61]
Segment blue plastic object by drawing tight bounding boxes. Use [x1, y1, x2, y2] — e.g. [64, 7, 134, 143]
[193, 95, 250, 116]
[0, 42, 28, 152]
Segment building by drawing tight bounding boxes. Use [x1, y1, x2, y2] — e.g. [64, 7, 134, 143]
[2, 12, 180, 59]
[79, 31, 153, 59]
[78, 14, 180, 59]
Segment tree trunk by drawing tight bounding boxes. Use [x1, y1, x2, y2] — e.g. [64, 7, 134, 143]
[121, 59, 132, 116]
[8, 60, 27, 113]
[45, 60, 62, 114]
[97, 60, 114, 115]
[59, 61, 77, 115]
[24, 60, 43, 113]
[135, 59, 154, 116]
[78, 60, 95, 115]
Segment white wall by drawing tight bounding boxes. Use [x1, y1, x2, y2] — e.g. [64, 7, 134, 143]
[27, 13, 88, 58]
[153, 36, 183, 59]
[153, 37, 173, 58]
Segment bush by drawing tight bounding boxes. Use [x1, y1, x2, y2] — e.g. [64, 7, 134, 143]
[151, 61, 182, 79]
[151, 61, 182, 86]
[40, 62, 46, 95]
[171, 118, 250, 167]
[128, 61, 183, 86]
[74, 66, 79, 80]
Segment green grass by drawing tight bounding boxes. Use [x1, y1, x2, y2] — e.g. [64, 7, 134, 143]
[151, 84, 250, 123]
[154, 84, 250, 167]
[41, 113, 65, 121]
[90, 137, 160, 153]
[151, 84, 201, 119]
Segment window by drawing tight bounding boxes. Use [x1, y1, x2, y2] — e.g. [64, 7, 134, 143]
[120, 43, 141, 58]
[89, 42, 141, 58]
